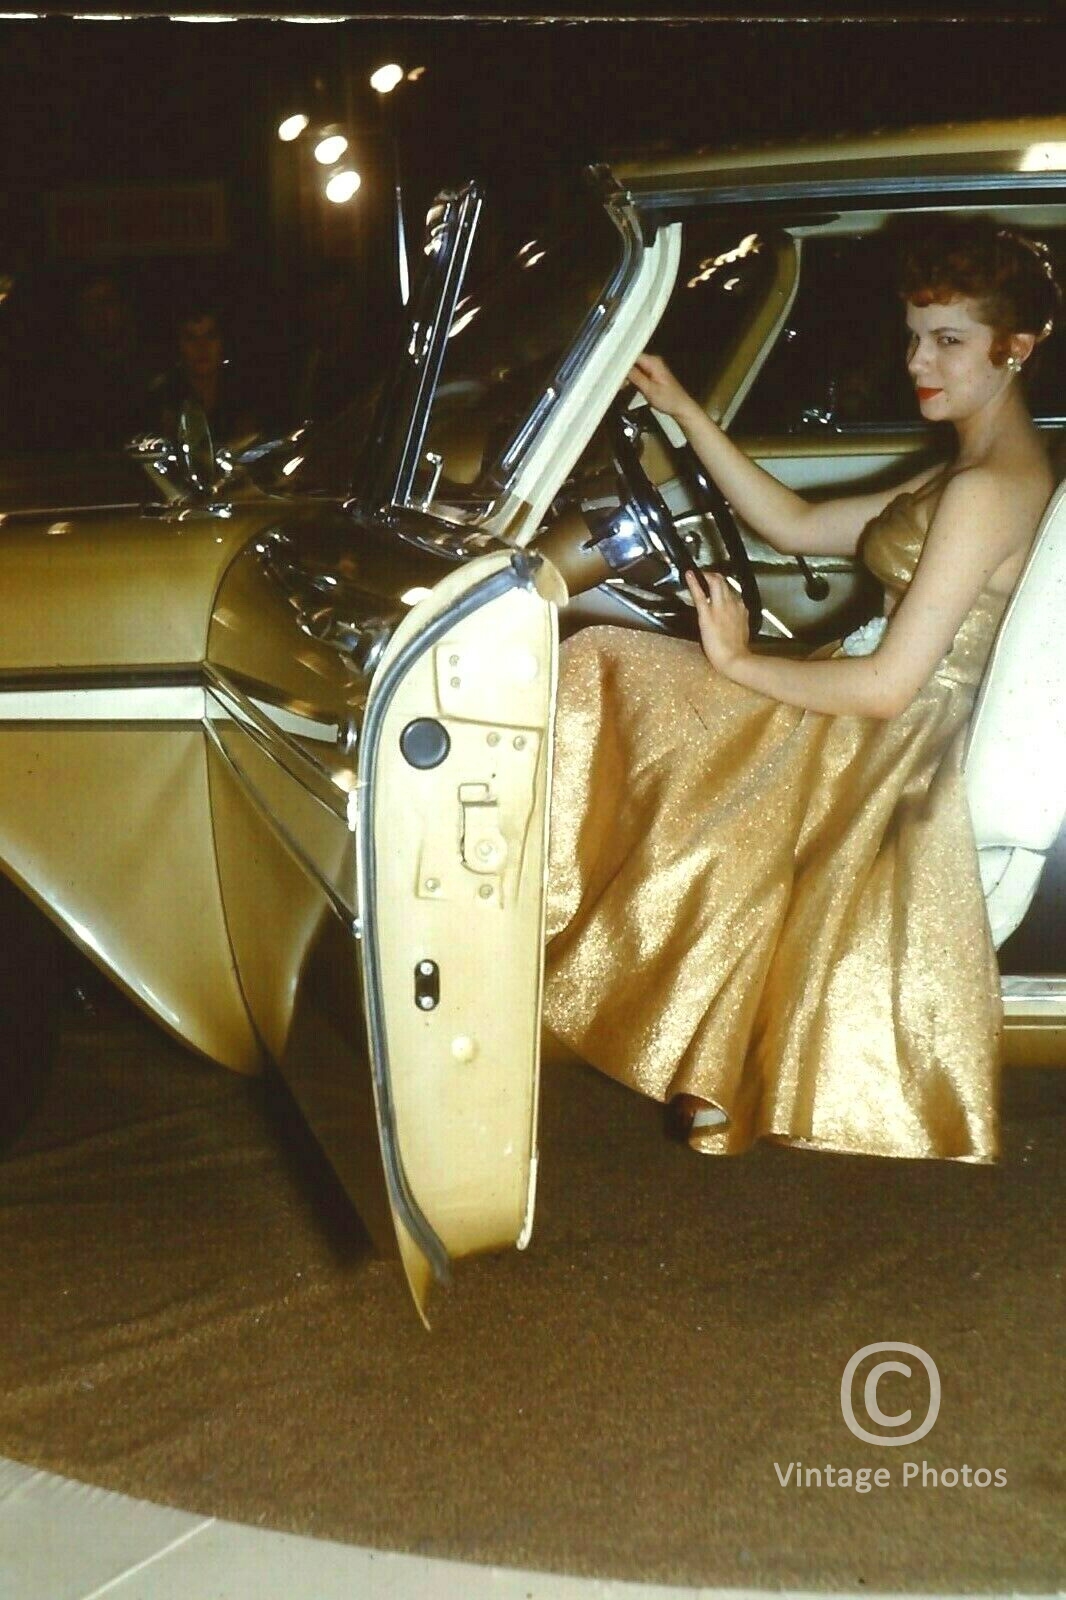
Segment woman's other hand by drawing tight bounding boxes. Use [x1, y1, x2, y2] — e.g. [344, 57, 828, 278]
[686, 569, 750, 675]
[628, 353, 699, 425]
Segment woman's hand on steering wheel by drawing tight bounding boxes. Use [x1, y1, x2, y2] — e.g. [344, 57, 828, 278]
[685, 569, 751, 676]
[608, 361, 764, 641]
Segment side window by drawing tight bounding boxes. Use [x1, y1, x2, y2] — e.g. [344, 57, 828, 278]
[733, 236, 912, 435]
[648, 221, 782, 406]
[734, 228, 1066, 435]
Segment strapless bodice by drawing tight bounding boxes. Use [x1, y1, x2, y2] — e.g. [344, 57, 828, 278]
[858, 490, 1009, 689]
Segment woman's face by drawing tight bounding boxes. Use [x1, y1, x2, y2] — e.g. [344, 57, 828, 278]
[904, 294, 1012, 422]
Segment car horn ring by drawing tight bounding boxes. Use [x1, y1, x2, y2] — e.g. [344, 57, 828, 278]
[607, 389, 763, 642]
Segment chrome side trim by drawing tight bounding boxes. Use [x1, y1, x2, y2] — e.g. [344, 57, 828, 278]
[202, 715, 356, 926]
[203, 667, 348, 822]
[0, 685, 205, 721]
[0, 667, 199, 689]
[1001, 976, 1066, 1017]
[0, 502, 145, 520]
[356, 550, 543, 1289]
[246, 695, 340, 746]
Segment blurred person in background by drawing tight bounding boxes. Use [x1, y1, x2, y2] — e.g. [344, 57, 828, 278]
[148, 302, 261, 449]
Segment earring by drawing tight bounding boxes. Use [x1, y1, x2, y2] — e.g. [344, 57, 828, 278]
[1006, 355, 1022, 374]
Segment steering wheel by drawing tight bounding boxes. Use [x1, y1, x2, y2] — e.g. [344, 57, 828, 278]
[606, 389, 763, 641]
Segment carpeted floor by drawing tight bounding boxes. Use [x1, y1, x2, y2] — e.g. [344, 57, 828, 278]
[1, 990, 1063, 1591]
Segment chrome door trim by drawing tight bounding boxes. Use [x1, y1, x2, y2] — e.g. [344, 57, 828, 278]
[494, 174, 645, 486]
[390, 183, 484, 513]
[635, 169, 1066, 216]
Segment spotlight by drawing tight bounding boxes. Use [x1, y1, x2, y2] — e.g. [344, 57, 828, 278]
[277, 113, 309, 142]
[314, 133, 349, 165]
[370, 63, 404, 94]
[326, 169, 362, 204]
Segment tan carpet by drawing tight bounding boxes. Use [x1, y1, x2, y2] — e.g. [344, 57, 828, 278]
[1, 990, 1063, 1591]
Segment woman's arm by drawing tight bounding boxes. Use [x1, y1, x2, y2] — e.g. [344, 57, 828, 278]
[689, 469, 1026, 719]
[630, 354, 938, 559]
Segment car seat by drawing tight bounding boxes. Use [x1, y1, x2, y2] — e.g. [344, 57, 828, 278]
[965, 474, 1066, 947]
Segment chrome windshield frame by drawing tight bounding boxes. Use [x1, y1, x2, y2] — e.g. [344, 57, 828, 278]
[488, 170, 645, 495]
[354, 181, 484, 517]
[364, 168, 649, 538]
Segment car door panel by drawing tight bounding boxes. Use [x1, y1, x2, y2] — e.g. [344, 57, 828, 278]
[636, 409, 937, 645]
[653, 431, 939, 643]
[740, 432, 937, 641]
[356, 549, 564, 1320]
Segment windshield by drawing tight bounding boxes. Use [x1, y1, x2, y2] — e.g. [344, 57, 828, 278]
[243, 384, 383, 498]
[244, 184, 478, 505]
[412, 177, 623, 520]
[242, 176, 623, 513]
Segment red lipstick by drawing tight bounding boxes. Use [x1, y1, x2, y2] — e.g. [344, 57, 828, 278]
[916, 387, 943, 401]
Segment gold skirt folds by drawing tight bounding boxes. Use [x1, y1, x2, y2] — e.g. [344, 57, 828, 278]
[542, 627, 1002, 1162]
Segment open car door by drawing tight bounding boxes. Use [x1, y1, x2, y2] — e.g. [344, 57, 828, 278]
[355, 548, 566, 1321]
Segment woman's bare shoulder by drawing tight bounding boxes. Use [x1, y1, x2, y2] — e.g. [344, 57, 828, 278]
[930, 450, 1056, 595]
[949, 448, 1055, 529]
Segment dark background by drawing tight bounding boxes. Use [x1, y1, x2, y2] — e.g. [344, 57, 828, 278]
[1, 14, 1064, 444]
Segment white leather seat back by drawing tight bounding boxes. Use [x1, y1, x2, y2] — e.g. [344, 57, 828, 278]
[965, 478, 1066, 947]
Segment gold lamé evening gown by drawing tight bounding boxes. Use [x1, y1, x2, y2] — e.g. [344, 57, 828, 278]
[543, 488, 1008, 1162]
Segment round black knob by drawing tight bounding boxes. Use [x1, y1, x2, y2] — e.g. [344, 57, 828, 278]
[399, 717, 451, 770]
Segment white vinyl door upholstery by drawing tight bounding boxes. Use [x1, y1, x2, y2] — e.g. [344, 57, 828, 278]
[965, 479, 1066, 947]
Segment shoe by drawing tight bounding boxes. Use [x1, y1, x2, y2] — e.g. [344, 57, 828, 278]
[666, 1093, 728, 1140]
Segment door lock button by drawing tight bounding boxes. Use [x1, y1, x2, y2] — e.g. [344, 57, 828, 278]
[400, 717, 450, 770]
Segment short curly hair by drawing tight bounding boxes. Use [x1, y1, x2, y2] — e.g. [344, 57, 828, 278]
[897, 216, 1061, 368]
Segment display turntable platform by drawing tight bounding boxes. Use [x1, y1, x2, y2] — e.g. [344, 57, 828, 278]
[1, 991, 1062, 1595]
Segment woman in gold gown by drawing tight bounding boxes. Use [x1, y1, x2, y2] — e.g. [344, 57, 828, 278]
[544, 218, 1061, 1163]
